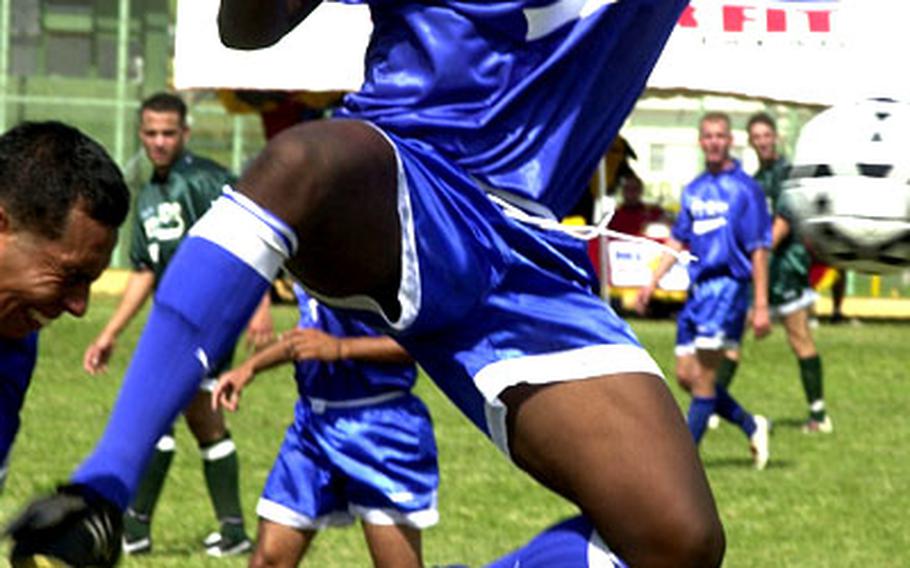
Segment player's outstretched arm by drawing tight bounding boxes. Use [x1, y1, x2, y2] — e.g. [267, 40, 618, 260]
[218, 0, 322, 50]
[83, 270, 155, 375]
[636, 237, 684, 314]
[5, 484, 122, 568]
[212, 330, 297, 412]
[289, 329, 413, 364]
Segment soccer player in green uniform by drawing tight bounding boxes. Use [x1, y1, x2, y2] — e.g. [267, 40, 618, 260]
[745, 112, 831, 433]
[82, 93, 269, 556]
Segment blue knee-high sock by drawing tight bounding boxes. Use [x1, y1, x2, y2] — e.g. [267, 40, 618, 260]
[687, 396, 716, 444]
[486, 516, 627, 568]
[715, 385, 756, 437]
[72, 189, 295, 509]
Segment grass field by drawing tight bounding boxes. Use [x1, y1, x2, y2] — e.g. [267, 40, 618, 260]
[1, 296, 908, 567]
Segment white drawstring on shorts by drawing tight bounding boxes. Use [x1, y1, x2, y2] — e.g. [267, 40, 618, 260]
[487, 194, 697, 266]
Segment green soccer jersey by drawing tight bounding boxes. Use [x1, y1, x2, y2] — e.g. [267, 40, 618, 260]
[130, 151, 236, 282]
[755, 156, 813, 306]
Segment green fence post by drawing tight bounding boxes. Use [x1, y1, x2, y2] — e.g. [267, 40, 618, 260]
[0, 0, 10, 133]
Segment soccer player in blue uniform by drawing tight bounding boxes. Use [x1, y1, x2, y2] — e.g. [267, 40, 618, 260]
[212, 285, 438, 567]
[637, 111, 773, 470]
[0, 333, 38, 492]
[0, 121, 128, 493]
[8, 2, 727, 567]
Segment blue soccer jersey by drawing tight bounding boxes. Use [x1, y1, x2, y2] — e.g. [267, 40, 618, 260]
[0, 332, 38, 466]
[338, 0, 687, 218]
[292, 285, 416, 402]
[671, 161, 772, 284]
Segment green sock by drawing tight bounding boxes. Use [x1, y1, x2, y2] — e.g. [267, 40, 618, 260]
[201, 433, 247, 539]
[715, 357, 739, 390]
[798, 355, 826, 421]
[126, 435, 176, 538]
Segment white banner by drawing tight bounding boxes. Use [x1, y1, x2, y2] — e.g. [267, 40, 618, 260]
[648, 0, 910, 106]
[174, 0, 910, 105]
[174, 0, 370, 92]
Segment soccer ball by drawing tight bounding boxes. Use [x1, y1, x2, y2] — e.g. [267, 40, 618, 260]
[782, 98, 910, 273]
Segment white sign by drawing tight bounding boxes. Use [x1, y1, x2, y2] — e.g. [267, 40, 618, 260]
[608, 241, 689, 291]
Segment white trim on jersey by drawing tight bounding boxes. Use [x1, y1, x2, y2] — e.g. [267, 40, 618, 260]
[524, 0, 619, 41]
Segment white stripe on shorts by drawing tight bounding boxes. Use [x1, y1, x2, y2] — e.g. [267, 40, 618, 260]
[772, 288, 818, 318]
[298, 124, 422, 332]
[675, 335, 739, 356]
[476, 344, 664, 457]
[589, 528, 626, 567]
[475, 344, 663, 404]
[350, 502, 440, 529]
[256, 498, 353, 530]
[307, 391, 407, 414]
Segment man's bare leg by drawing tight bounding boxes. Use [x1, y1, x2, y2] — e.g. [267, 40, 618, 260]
[250, 519, 314, 568]
[362, 522, 422, 568]
[501, 373, 725, 567]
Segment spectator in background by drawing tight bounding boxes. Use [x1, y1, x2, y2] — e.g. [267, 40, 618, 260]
[608, 170, 667, 236]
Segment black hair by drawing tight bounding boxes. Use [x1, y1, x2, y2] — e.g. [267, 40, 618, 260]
[0, 121, 130, 238]
[747, 112, 777, 133]
[140, 92, 188, 125]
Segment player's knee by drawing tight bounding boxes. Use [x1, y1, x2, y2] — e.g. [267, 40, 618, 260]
[669, 516, 726, 568]
[249, 548, 282, 568]
[675, 366, 695, 390]
[632, 515, 724, 567]
[632, 499, 725, 567]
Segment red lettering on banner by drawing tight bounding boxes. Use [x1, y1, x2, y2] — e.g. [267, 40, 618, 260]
[678, 4, 834, 34]
[679, 5, 697, 28]
[766, 9, 786, 32]
[804, 10, 832, 32]
[723, 5, 756, 32]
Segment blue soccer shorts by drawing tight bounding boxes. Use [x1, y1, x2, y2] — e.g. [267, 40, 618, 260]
[307, 127, 664, 458]
[257, 393, 439, 530]
[675, 276, 750, 355]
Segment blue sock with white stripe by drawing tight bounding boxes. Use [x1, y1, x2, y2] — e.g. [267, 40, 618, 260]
[485, 516, 627, 568]
[687, 396, 716, 444]
[73, 189, 295, 509]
